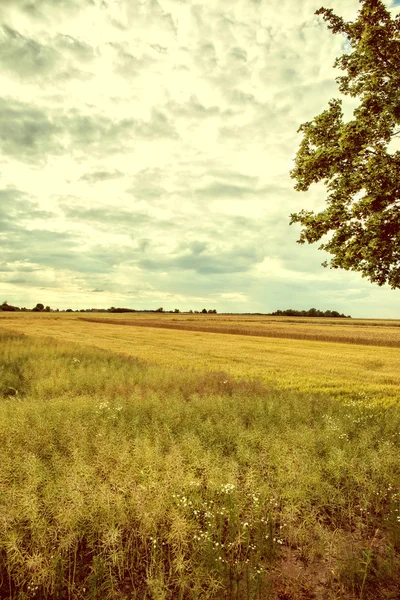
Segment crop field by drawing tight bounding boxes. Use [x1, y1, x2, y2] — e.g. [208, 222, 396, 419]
[1, 312, 400, 599]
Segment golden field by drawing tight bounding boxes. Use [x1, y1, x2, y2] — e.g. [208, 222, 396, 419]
[1, 312, 400, 599]
[1, 311, 400, 405]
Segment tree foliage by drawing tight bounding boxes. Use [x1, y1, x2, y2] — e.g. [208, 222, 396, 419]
[290, 0, 400, 288]
[271, 308, 350, 318]
[32, 303, 44, 312]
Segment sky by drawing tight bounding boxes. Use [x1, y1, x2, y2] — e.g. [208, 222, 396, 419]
[0, 0, 399, 317]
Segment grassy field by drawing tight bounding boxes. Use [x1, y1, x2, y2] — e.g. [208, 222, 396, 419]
[1, 313, 400, 599]
[1, 312, 400, 405]
[80, 313, 400, 348]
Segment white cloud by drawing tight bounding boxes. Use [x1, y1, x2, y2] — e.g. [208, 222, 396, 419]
[0, 0, 398, 316]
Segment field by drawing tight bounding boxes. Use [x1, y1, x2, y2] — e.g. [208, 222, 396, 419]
[1, 312, 400, 599]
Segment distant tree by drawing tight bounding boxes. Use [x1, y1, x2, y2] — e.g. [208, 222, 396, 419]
[271, 308, 350, 318]
[201, 308, 208, 314]
[66, 308, 73, 312]
[290, 0, 400, 288]
[32, 303, 44, 312]
[1, 301, 19, 311]
[174, 308, 180, 313]
[44, 306, 51, 312]
[155, 307, 164, 313]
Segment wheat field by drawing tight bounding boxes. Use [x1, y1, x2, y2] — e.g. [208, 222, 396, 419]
[0, 312, 400, 599]
[2, 312, 399, 405]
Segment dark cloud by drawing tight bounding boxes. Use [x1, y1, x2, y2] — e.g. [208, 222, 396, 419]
[109, 42, 155, 79]
[122, 0, 176, 36]
[133, 109, 177, 140]
[139, 243, 264, 275]
[14, 266, 40, 273]
[166, 96, 220, 118]
[0, 26, 94, 81]
[60, 204, 154, 230]
[6, 277, 34, 285]
[55, 34, 94, 62]
[0, 98, 177, 164]
[1, 225, 135, 275]
[189, 179, 286, 202]
[80, 169, 123, 183]
[128, 168, 169, 201]
[0, 25, 59, 79]
[0, 0, 95, 21]
[0, 100, 129, 162]
[0, 99, 62, 162]
[0, 9, 95, 81]
[0, 190, 138, 275]
[218, 102, 288, 141]
[227, 89, 258, 105]
[194, 182, 254, 199]
[187, 241, 207, 255]
[229, 47, 247, 63]
[207, 169, 258, 186]
[0, 188, 55, 231]
[195, 43, 218, 73]
[64, 110, 135, 150]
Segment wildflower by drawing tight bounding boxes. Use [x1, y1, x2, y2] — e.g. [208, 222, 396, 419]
[220, 483, 235, 493]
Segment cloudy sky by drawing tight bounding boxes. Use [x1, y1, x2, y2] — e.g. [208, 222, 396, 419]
[1, 0, 399, 316]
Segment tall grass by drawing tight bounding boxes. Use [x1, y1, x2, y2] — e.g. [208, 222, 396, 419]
[1, 330, 400, 599]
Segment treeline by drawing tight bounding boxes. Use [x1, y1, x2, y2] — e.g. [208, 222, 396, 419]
[109, 307, 218, 314]
[271, 308, 351, 318]
[0, 302, 51, 312]
[1, 302, 349, 318]
[0, 302, 218, 314]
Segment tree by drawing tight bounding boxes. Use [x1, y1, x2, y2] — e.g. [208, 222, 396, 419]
[32, 303, 44, 312]
[290, 0, 400, 288]
[1, 301, 19, 311]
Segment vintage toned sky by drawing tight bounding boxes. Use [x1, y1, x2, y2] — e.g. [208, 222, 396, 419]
[0, 0, 399, 316]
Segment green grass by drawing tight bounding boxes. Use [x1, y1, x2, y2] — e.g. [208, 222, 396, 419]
[1, 330, 400, 599]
